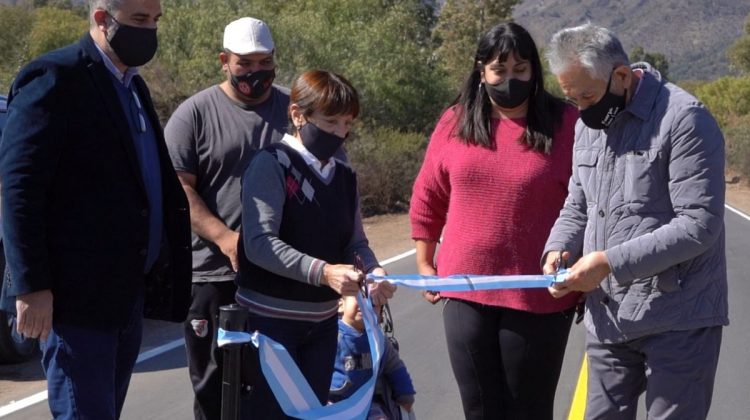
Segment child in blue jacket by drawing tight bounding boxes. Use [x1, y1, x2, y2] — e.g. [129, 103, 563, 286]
[330, 295, 416, 419]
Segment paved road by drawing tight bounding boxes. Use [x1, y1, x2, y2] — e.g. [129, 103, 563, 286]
[2, 207, 749, 419]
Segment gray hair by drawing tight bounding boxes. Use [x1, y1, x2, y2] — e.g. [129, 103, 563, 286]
[88, 0, 123, 27]
[545, 23, 630, 81]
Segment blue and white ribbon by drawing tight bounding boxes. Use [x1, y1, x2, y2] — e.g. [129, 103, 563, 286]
[217, 328, 253, 347]
[217, 270, 567, 419]
[219, 292, 384, 420]
[366, 270, 568, 291]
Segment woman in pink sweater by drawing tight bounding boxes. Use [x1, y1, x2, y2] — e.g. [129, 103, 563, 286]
[410, 22, 579, 420]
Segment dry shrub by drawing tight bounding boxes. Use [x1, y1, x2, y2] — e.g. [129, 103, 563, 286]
[724, 114, 750, 183]
[347, 128, 428, 216]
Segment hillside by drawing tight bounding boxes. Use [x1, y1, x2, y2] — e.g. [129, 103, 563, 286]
[513, 0, 750, 81]
[2, 0, 747, 81]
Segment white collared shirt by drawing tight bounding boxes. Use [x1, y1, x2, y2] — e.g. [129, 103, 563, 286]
[281, 133, 336, 180]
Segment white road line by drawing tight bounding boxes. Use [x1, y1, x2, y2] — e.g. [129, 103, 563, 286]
[0, 391, 47, 417]
[136, 338, 185, 364]
[0, 249, 418, 418]
[726, 203, 750, 222]
[380, 248, 416, 267]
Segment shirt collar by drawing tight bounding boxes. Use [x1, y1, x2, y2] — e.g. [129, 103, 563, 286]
[93, 41, 139, 87]
[282, 133, 336, 178]
[626, 66, 660, 122]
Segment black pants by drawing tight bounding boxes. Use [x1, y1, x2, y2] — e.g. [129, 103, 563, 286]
[183, 281, 237, 420]
[442, 298, 574, 420]
[243, 314, 339, 419]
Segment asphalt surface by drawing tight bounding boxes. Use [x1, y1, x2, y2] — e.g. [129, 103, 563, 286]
[1, 207, 749, 419]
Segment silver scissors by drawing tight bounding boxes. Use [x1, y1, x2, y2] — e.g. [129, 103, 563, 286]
[555, 252, 584, 323]
[554, 252, 567, 282]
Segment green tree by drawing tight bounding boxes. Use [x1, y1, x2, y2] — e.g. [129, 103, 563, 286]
[151, 0, 449, 132]
[347, 127, 428, 215]
[273, 0, 448, 132]
[432, 0, 520, 89]
[630, 45, 670, 80]
[694, 76, 750, 127]
[538, 47, 563, 98]
[723, 113, 750, 180]
[728, 15, 750, 74]
[21, 0, 86, 13]
[0, 5, 34, 93]
[0, 5, 86, 93]
[144, 0, 256, 118]
[676, 79, 707, 97]
[26, 6, 87, 59]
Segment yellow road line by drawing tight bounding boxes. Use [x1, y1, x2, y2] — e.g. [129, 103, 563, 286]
[568, 353, 588, 420]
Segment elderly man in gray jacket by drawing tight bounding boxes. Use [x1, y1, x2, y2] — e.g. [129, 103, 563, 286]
[541, 23, 727, 420]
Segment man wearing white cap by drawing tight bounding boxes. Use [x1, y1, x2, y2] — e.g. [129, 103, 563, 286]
[164, 16, 289, 420]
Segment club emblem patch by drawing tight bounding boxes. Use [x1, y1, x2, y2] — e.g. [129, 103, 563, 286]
[238, 81, 252, 96]
[190, 319, 209, 338]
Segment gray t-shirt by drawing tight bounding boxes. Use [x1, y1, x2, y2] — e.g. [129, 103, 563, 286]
[165, 84, 290, 282]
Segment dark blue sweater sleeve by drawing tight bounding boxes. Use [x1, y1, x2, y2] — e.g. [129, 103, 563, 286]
[381, 340, 416, 399]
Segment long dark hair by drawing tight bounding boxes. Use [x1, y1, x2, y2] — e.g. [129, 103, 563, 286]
[453, 22, 566, 153]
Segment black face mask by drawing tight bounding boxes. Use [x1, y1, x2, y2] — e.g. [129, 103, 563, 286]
[484, 78, 533, 109]
[580, 71, 627, 130]
[230, 69, 275, 99]
[300, 121, 345, 162]
[107, 16, 158, 67]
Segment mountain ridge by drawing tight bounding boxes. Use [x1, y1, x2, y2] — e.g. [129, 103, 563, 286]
[2, 0, 748, 80]
[512, 0, 750, 81]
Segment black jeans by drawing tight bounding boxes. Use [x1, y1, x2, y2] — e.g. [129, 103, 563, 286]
[183, 281, 237, 420]
[244, 314, 339, 419]
[442, 298, 574, 420]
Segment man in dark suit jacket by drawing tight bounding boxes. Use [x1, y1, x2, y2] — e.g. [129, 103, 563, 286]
[0, 0, 191, 418]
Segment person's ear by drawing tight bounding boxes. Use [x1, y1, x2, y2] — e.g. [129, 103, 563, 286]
[93, 9, 109, 33]
[219, 51, 229, 71]
[613, 65, 631, 91]
[289, 104, 306, 129]
[478, 60, 486, 84]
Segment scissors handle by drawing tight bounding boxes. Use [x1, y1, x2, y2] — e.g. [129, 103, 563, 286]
[353, 253, 365, 271]
[353, 253, 368, 298]
[555, 251, 567, 271]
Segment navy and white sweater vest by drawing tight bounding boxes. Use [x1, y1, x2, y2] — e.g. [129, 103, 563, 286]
[237, 142, 357, 304]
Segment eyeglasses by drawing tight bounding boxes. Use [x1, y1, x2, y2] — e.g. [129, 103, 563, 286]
[129, 88, 146, 134]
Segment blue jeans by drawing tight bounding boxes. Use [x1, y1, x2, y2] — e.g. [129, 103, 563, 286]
[42, 297, 143, 420]
[244, 314, 339, 419]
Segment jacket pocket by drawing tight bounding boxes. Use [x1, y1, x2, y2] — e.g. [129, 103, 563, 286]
[575, 148, 599, 200]
[614, 269, 684, 337]
[653, 266, 681, 293]
[622, 148, 662, 204]
[618, 278, 653, 322]
[618, 267, 681, 319]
